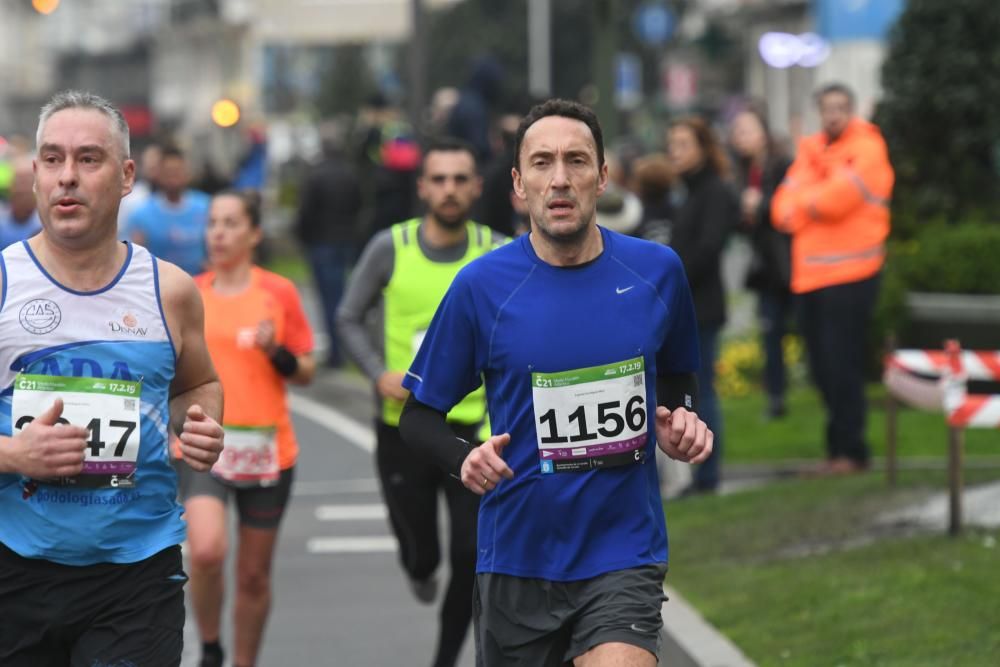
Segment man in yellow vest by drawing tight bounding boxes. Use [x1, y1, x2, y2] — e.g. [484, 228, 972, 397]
[337, 137, 506, 667]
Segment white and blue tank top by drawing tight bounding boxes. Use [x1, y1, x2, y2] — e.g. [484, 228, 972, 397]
[0, 241, 185, 565]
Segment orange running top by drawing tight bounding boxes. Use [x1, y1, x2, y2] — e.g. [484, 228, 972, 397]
[191, 266, 314, 469]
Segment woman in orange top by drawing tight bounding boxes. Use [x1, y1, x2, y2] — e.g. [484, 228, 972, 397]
[176, 189, 315, 667]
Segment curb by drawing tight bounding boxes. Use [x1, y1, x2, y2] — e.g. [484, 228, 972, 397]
[661, 586, 757, 667]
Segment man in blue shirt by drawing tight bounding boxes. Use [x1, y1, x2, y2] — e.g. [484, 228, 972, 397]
[399, 99, 713, 666]
[126, 146, 210, 275]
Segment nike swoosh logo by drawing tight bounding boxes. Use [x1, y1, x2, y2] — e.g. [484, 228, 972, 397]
[630, 623, 658, 634]
[616, 286, 635, 294]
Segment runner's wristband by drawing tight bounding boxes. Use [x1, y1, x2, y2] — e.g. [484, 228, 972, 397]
[656, 372, 699, 412]
[269, 345, 299, 377]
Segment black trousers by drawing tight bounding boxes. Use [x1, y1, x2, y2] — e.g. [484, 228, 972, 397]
[376, 419, 481, 667]
[798, 274, 881, 464]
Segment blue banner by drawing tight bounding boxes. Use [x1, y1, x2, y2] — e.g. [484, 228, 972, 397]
[816, 0, 905, 42]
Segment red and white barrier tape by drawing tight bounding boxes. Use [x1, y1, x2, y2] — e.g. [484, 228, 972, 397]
[887, 349, 1000, 381]
[885, 341, 1000, 428]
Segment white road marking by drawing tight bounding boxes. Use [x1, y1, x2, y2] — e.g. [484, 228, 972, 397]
[307, 537, 398, 554]
[293, 478, 380, 496]
[315, 504, 388, 521]
[289, 393, 375, 453]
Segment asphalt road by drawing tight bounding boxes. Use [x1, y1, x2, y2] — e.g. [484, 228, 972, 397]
[180, 372, 475, 666]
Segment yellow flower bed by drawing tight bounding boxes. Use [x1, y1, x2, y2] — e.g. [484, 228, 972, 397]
[716, 335, 805, 398]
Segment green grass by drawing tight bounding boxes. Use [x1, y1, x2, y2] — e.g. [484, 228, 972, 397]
[723, 385, 1000, 463]
[665, 470, 1000, 666]
[263, 253, 310, 284]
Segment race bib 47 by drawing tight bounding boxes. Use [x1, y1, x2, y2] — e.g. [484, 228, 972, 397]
[12, 373, 141, 489]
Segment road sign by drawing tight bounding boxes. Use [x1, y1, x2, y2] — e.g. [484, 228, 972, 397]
[632, 3, 675, 47]
[662, 62, 697, 109]
[615, 52, 643, 110]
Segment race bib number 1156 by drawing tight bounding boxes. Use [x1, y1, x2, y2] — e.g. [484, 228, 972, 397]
[12, 374, 141, 489]
[531, 357, 648, 474]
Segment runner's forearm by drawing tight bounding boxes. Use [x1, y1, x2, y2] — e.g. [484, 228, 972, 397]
[399, 395, 474, 478]
[169, 379, 223, 436]
[0, 437, 16, 474]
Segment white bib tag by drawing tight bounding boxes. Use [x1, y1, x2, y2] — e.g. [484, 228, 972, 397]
[531, 357, 648, 474]
[12, 373, 141, 489]
[211, 426, 280, 486]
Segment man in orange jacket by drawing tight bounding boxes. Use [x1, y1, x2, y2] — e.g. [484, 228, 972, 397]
[772, 83, 894, 473]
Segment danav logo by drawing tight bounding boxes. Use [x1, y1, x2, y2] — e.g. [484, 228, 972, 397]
[109, 311, 148, 337]
[19, 299, 62, 334]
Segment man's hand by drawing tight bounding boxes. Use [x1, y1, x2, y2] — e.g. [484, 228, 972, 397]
[4, 398, 88, 478]
[376, 371, 410, 402]
[460, 433, 514, 496]
[179, 404, 224, 472]
[654, 406, 713, 464]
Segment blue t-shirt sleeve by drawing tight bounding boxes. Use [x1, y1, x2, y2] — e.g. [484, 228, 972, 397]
[403, 272, 484, 413]
[656, 250, 700, 375]
[125, 205, 150, 239]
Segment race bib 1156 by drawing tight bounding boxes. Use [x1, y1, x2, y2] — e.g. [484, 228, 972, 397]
[12, 373, 141, 489]
[531, 357, 647, 474]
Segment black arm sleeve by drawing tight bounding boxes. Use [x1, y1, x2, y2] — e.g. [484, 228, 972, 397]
[657, 372, 699, 412]
[399, 395, 475, 479]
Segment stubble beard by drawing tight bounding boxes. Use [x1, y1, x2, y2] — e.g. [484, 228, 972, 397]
[531, 210, 593, 247]
[431, 206, 468, 229]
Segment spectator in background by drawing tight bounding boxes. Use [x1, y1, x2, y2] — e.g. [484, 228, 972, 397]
[0, 156, 42, 249]
[357, 94, 421, 240]
[233, 125, 268, 191]
[295, 120, 363, 369]
[476, 113, 521, 237]
[772, 83, 894, 474]
[127, 145, 211, 275]
[595, 151, 642, 235]
[667, 117, 739, 495]
[117, 143, 161, 233]
[426, 87, 460, 136]
[628, 151, 690, 498]
[629, 152, 675, 246]
[729, 107, 793, 419]
[446, 55, 504, 163]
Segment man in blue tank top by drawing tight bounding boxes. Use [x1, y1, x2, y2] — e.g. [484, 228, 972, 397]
[399, 99, 714, 666]
[0, 90, 224, 667]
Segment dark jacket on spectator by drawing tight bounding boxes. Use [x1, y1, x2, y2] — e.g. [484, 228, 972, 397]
[737, 154, 793, 294]
[670, 166, 738, 327]
[295, 154, 363, 246]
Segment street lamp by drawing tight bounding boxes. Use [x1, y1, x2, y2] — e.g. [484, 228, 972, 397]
[211, 99, 241, 128]
[31, 0, 60, 15]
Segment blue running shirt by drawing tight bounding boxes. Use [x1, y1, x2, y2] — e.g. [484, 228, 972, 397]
[404, 227, 700, 581]
[126, 191, 210, 276]
[0, 241, 185, 565]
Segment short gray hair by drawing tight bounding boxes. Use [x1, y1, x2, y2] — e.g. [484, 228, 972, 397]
[36, 90, 131, 159]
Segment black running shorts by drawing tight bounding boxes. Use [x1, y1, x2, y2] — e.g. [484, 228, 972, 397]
[0, 543, 186, 667]
[174, 462, 295, 530]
